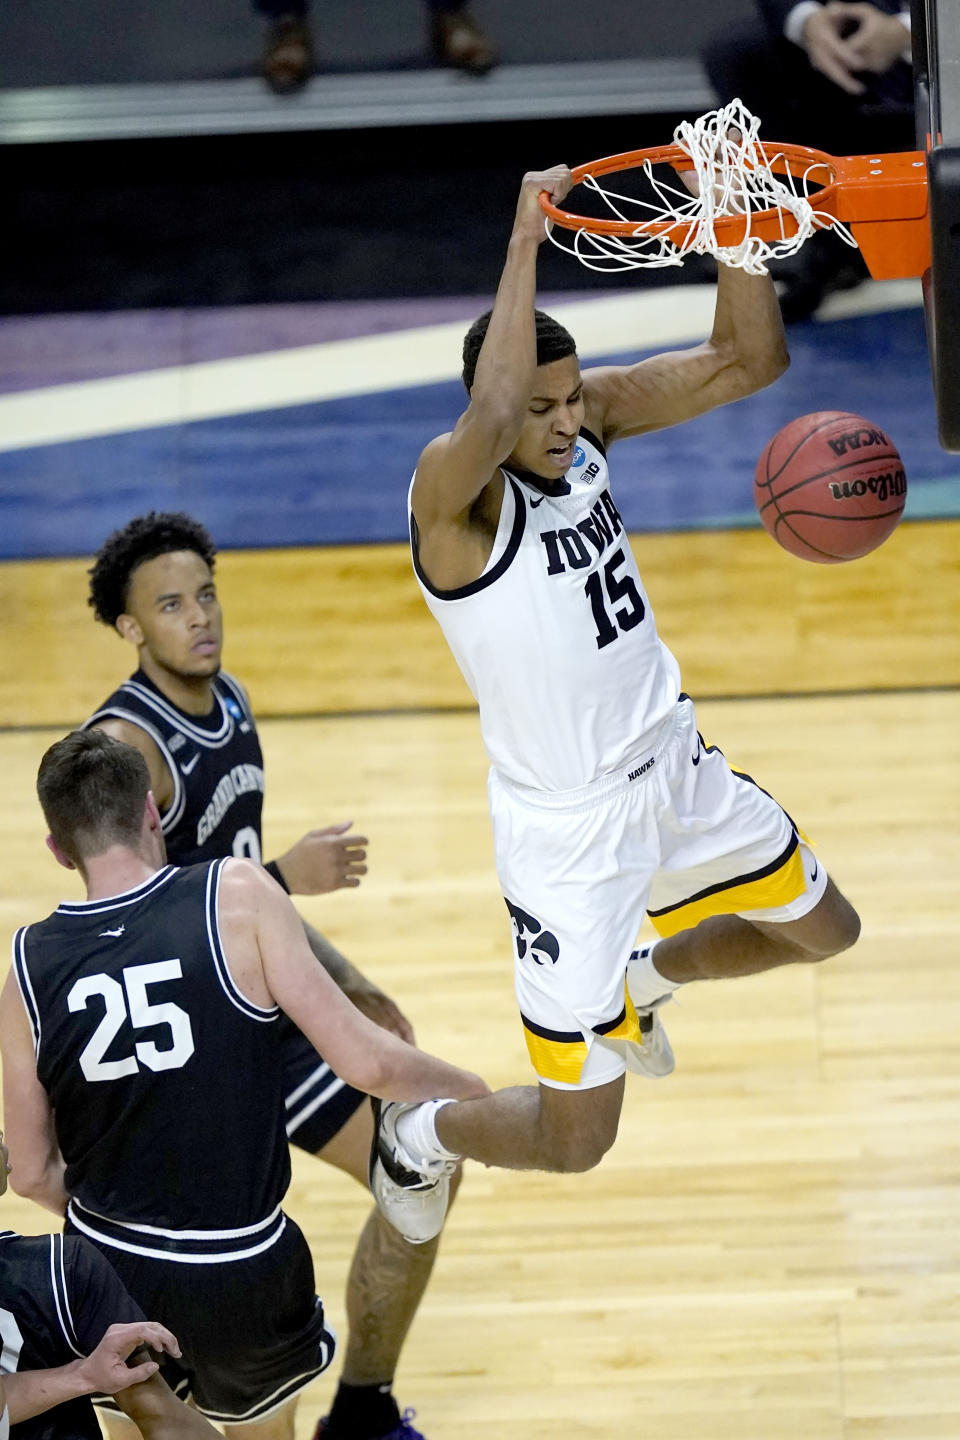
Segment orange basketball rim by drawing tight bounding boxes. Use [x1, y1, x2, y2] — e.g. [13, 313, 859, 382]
[540, 143, 931, 281]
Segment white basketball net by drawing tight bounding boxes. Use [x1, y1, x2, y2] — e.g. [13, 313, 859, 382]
[545, 100, 857, 275]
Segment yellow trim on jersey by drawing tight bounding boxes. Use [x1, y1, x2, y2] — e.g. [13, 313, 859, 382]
[650, 843, 807, 938]
[522, 1026, 589, 1085]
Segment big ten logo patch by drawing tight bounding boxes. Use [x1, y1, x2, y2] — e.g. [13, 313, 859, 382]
[504, 898, 560, 966]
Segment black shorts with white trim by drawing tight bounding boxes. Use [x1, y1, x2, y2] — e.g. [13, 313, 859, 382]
[69, 1206, 335, 1424]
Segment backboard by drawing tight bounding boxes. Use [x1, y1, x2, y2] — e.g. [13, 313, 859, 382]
[912, 0, 960, 450]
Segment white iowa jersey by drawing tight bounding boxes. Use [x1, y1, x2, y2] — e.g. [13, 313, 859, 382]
[410, 427, 682, 791]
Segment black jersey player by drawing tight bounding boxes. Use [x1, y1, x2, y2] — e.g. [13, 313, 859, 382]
[0, 732, 487, 1440]
[84, 512, 445, 1440]
[0, 1133, 218, 1440]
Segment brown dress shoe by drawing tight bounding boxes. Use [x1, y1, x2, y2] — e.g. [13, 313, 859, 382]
[429, 7, 497, 76]
[263, 15, 314, 94]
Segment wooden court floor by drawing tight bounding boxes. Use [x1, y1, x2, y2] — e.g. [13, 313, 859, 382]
[1, 523, 959, 1438]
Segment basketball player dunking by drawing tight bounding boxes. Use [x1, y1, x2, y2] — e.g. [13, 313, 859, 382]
[82, 512, 450, 1440]
[370, 165, 861, 1191]
[0, 733, 487, 1440]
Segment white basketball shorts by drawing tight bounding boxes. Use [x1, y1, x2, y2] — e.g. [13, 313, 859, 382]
[488, 694, 827, 1091]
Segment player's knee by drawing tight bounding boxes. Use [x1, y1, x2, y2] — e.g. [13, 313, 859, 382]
[547, 1115, 619, 1173]
[803, 895, 861, 962]
[552, 1135, 608, 1173]
[824, 900, 861, 957]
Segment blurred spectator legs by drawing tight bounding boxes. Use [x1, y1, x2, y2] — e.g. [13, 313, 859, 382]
[257, 0, 497, 93]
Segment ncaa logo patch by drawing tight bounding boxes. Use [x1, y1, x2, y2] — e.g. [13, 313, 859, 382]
[225, 699, 243, 719]
[571, 446, 586, 468]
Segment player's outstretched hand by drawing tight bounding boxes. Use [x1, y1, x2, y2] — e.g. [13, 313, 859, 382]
[344, 975, 416, 1046]
[78, 1322, 181, 1396]
[514, 164, 574, 244]
[274, 822, 369, 895]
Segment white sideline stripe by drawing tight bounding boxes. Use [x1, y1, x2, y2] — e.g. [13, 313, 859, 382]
[0, 280, 923, 455]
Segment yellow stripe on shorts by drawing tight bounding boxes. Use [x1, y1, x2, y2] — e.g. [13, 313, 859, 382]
[594, 990, 643, 1045]
[521, 988, 643, 1085]
[521, 1019, 589, 1085]
[647, 833, 806, 939]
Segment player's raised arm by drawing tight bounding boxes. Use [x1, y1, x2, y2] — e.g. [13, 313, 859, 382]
[217, 860, 489, 1103]
[411, 165, 573, 528]
[583, 263, 789, 447]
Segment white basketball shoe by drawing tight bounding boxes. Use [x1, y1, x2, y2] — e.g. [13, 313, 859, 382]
[624, 995, 676, 1078]
[624, 943, 676, 1078]
[369, 1099, 455, 1245]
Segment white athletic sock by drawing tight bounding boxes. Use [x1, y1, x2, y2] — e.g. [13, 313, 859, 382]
[395, 1098, 460, 1171]
[626, 941, 681, 1009]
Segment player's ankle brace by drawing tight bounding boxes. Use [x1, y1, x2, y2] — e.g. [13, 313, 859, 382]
[626, 941, 681, 1008]
[395, 1098, 459, 1170]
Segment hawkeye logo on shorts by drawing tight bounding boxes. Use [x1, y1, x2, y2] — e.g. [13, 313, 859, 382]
[505, 898, 560, 966]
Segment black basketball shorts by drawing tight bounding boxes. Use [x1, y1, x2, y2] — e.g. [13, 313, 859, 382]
[72, 1211, 335, 1424]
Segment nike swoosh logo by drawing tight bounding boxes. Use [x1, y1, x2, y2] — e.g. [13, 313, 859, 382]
[99, 925, 125, 938]
[530, 495, 546, 508]
[691, 736, 702, 766]
[810, 859, 819, 882]
[180, 753, 200, 775]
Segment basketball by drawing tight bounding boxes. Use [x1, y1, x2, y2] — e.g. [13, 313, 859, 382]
[753, 411, 907, 563]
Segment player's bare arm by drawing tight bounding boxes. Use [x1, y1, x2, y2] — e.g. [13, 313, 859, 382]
[93, 717, 175, 811]
[412, 165, 573, 590]
[582, 264, 789, 447]
[0, 974, 67, 1215]
[115, 1364, 222, 1438]
[3, 1323, 183, 1422]
[217, 859, 488, 1102]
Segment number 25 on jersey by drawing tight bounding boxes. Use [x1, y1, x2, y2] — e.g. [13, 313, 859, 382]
[68, 960, 195, 1083]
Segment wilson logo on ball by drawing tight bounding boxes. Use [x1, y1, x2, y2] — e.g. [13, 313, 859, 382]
[828, 471, 906, 503]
